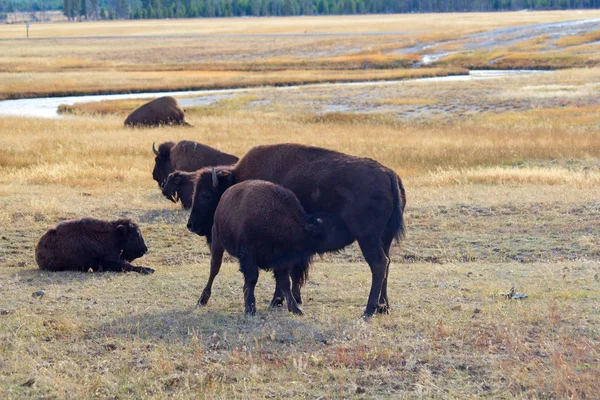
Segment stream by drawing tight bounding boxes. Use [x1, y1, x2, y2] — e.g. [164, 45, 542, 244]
[0, 70, 550, 119]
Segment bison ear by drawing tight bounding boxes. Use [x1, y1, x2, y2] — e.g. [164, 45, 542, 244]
[117, 224, 127, 236]
[216, 170, 233, 186]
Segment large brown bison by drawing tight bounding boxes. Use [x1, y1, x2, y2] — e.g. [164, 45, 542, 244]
[186, 143, 406, 317]
[200, 180, 337, 316]
[35, 218, 154, 274]
[124, 96, 189, 127]
[152, 140, 238, 190]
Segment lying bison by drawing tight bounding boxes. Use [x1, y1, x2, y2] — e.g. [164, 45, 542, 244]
[200, 180, 336, 316]
[35, 218, 154, 274]
[125, 96, 189, 127]
[152, 140, 238, 190]
[186, 143, 406, 317]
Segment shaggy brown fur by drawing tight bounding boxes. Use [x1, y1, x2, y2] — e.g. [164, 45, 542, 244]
[124, 96, 189, 127]
[35, 218, 153, 274]
[152, 140, 238, 189]
[187, 143, 406, 317]
[162, 170, 198, 210]
[199, 180, 328, 316]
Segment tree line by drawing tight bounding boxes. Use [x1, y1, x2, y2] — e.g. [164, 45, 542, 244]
[2, 0, 599, 22]
[65, 0, 600, 20]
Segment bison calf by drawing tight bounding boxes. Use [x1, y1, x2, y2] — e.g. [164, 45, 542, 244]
[35, 218, 154, 274]
[162, 170, 198, 210]
[196, 180, 330, 316]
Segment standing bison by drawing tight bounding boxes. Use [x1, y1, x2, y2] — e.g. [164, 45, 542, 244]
[35, 218, 154, 274]
[162, 170, 199, 210]
[200, 180, 335, 316]
[125, 96, 189, 127]
[186, 143, 406, 317]
[152, 140, 238, 190]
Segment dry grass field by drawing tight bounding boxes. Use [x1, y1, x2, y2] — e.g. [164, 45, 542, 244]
[1, 12, 600, 399]
[1, 11, 600, 99]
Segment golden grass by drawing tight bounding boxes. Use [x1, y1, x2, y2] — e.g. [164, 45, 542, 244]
[416, 166, 600, 187]
[1, 11, 600, 99]
[437, 49, 592, 69]
[555, 29, 600, 47]
[2, 12, 599, 39]
[377, 98, 438, 106]
[1, 19, 600, 398]
[0, 68, 466, 100]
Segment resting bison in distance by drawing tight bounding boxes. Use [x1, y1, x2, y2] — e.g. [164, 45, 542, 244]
[186, 143, 406, 317]
[199, 180, 337, 316]
[35, 218, 154, 274]
[152, 140, 238, 190]
[124, 96, 189, 127]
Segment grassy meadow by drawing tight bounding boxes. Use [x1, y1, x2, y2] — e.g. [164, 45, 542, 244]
[1, 12, 600, 399]
[2, 11, 600, 99]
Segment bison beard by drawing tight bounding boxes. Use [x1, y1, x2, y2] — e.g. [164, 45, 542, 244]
[35, 218, 154, 274]
[187, 143, 406, 317]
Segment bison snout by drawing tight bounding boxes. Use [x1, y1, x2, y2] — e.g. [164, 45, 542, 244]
[186, 222, 194, 232]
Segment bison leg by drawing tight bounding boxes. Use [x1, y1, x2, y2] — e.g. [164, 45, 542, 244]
[290, 263, 305, 305]
[269, 284, 284, 308]
[275, 268, 303, 316]
[270, 263, 304, 308]
[357, 238, 390, 318]
[97, 260, 155, 274]
[241, 261, 258, 316]
[378, 238, 393, 313]
[198, 243, 224, 307]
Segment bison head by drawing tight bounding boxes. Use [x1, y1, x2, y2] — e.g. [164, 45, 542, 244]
[187, 166, 234, 237]
[152, 141, 176, 188]
[162, 171, 195, 210]
[117, 221, 148, 262]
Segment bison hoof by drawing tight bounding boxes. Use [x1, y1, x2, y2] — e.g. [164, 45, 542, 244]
[376, 304, 390, 315]
[198, 291, 211, 306]
[269, 297, 284, 308]
[290, 306, 304, 316]
[245, 304, 256, 316]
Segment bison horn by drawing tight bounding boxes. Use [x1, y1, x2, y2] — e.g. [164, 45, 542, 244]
[212, 168, 218, 188]
[152, 142, 160, 156]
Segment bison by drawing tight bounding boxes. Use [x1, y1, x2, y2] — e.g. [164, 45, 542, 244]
[162, 170, 198, 210]
[35, 218, 154, 274]
[199, 180, 337, 316]
[152, 140, 238, 190]
[124, 96, 189, 127]
[186, 143, 406, 317]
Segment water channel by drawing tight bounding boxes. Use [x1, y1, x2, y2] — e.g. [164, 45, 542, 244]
[0, 70, 550, 119]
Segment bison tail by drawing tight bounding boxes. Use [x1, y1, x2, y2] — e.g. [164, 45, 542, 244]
[290, 259, 310, 288]
[387, 172, 406, 244]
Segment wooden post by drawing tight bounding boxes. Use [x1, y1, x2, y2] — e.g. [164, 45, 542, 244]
[26, 22, 30, 39]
